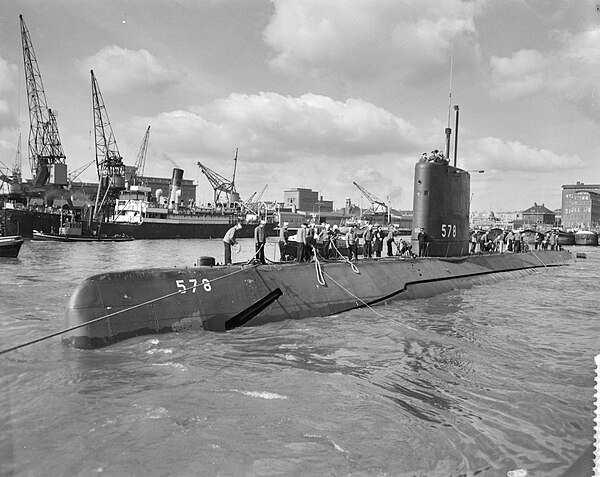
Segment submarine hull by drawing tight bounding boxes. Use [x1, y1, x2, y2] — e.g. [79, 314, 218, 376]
[64, 250, 573, 349]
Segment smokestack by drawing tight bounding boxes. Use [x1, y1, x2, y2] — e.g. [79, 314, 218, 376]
[168, 168, 184, 211]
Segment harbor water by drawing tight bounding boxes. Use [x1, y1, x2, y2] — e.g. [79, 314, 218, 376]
[0, 238, 596, 476]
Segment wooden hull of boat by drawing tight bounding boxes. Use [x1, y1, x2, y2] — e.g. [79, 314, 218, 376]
[64, 250, 574, 349]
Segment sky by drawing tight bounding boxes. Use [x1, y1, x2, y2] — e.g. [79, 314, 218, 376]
[1, 0, 599, 213]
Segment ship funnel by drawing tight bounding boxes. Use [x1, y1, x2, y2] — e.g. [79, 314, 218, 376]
[168, 168, 184, 210]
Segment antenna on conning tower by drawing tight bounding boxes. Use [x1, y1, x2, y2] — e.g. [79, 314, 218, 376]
[444, 39, 460, 167]
[444, 39, 454, 162]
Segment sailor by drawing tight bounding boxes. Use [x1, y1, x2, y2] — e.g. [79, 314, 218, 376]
[397, 238, 407, 257]
[363, 224, 373, 258]
[278, 222, 289, 261]
[418, 227, 429, 257]
[330, 224, 340, 259]
[420, 152, 429, 163]
[373, 225, 384, 257]
[470, 231, 477, 254]
[223, 222, 242, 265]
[254, 220, 267, 264]
[346, 227, 358, 261]
[386, 226, 395, 257]
[296, 223, 308, 262]
[320, 223, 332, 259]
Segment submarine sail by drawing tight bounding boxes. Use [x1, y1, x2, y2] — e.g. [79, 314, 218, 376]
[412, 160, 470, 257]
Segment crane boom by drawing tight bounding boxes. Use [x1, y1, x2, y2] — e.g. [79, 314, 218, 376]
[353, 181, 388, 213]
[134, 126, 150, 179]
[20, 14, 66, 186]
[197, 162, 237, 205]
[197, 150, 240, 206]
[91, 70, 125, 217]
[12, 133, 22, 183]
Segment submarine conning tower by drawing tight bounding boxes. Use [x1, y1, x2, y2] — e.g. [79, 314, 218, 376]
[412, 160, 470, 257]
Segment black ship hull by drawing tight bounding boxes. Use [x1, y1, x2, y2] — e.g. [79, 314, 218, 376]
[3, 208, 267, 240]
[64, 250, 574, 349]
[3, 208, 61, 237]
[97, 220, 268, 240]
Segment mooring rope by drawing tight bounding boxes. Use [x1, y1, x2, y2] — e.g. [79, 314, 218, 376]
[330, 240, 360, 274]
[530, 250, 547, 268]
[245, 242, 264, 265]
[322, 271, 418, 332]
[0, 264, 259, 356]
[311, 246, 326, 286]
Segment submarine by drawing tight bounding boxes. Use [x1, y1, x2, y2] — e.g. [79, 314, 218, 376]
[64, 155, 574, 349]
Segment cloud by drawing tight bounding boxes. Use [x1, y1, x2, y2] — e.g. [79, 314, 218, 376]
[136, 91, 420, 163]
[489, 27, 600, 116]
[121, 91, 423, 207]
[263, 0, 482, 82]
[467, 136, 584, 172]
[0, 57, 18, 94]
[489, 49, 547, 100]
[78, 46, 180, 94]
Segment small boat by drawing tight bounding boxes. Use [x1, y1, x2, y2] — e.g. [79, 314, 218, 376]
[32, 230, 134, 242]
[0, 235, 24, 258]
[556, 230, 575, 246]
[574, 230, 598, 246]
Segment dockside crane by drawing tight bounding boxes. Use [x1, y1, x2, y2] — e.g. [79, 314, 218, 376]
[134, 126, 150, 182]
[197, 149, 240, 206]
[91, 70, 126, 218]
[20, 15, 67, 187]
[352, 181, 390, 221]
[12, 133, 22, 184]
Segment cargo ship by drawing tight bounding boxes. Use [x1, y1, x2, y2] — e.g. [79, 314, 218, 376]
[95, 168, 268, 240]
[64, 154, 574, 349]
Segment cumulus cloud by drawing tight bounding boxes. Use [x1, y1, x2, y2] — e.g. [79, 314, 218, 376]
[263, 0, 482, 82]
[489, 50, 547, 100]
[78, 46, 180, 94]
[139, 92, 420, 162]
[489, 27, 600, 115]
[123, 91, 423, 207]
[468, 136, 584, 172]
[0, 57, 18, 94]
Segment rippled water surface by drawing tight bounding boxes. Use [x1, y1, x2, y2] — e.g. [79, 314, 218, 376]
[0, 238, 596, 476]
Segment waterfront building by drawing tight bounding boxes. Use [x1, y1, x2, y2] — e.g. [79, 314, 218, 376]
[522, 203, 556, 229]
[283, 188, 334, 214]
[561, 182, 600, 229]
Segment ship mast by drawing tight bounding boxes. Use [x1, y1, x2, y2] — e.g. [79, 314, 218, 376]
[91, 70, 125, 219]
[20, 14, 66, 187]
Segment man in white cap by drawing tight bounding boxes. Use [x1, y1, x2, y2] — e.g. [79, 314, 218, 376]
[223, 222, 242, 265]
[278, 222, 289, 261]
[254, 219, 267, 264]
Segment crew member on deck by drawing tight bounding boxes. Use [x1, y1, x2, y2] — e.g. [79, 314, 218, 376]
[386, 226, 395, 256]
[363, 225, 373, 258]
[278, 222, 289, 261]
[418, 227, 429, 257]
[254, 220, 267, 264]
[223, 222, 242, 265]
[296, 224, 308, 262]
[346, 227, 358, 261]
